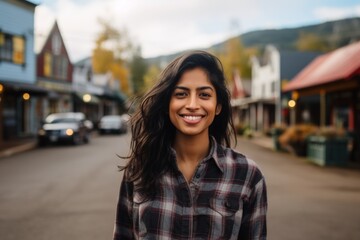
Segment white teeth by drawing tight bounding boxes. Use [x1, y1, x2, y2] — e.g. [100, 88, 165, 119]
[183, 115, 201, 121]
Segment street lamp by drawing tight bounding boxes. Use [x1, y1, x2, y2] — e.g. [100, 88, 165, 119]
[83, 94, 91, 103]
[23, 93, 30, 101]
[288, 99, 296, 125]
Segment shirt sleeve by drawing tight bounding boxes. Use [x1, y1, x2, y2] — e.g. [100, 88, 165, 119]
[238, 176, 268, 240]
[113, 175, 134, 240]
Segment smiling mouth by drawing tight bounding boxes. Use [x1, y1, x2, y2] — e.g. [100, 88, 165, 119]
[180, 114, 203, 123]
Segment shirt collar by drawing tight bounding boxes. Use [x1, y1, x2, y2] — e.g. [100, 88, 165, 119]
[207, 136, 225, 173]
[170, 136, 225, 173]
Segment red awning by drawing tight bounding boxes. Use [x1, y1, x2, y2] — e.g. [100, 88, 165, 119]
[284, 41, 360, 92]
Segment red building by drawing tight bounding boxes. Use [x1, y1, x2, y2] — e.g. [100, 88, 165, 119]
[284, 41, 360, 162]
[36, 21, 73, 116]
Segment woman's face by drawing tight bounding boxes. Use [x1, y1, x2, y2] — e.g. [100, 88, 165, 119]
[169, 67, 222, 138]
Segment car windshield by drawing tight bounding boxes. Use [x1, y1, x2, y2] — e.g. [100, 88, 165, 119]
[48, 118, 79, 124]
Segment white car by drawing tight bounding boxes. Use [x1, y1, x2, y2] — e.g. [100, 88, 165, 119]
[98, 115, 127, 134]
[37, 112, 91, 146]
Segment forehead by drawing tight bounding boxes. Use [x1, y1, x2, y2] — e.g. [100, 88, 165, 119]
[176, 68, 213, 88]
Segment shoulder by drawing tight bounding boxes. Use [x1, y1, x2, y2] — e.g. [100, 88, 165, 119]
[216, 144, 265, 186]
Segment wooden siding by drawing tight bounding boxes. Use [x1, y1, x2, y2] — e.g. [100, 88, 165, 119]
[0, 0, 36, 84]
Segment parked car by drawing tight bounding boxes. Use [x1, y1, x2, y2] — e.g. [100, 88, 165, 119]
[98, 115, 127, 134]
[37, 112, 91, 146]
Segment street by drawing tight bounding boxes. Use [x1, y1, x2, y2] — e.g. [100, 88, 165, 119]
[0, 133, 360, 240]
[0, 133, 129, 240]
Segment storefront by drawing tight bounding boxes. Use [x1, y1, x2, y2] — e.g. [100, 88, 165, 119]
[0, 81, 48, 142]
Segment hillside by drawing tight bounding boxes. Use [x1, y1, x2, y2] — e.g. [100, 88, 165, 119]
[146, 17, 360, 65]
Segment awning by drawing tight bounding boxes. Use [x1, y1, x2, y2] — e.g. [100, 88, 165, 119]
[112, 91, 127, 103]
[283, 41, 360, 92]
[0, 81, 49, 94]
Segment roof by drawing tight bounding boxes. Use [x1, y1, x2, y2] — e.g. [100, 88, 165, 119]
[284, 41, 360, 92]
[279, 51, 321, 80]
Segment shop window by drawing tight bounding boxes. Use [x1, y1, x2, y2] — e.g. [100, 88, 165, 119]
[0, 31, 25, 65]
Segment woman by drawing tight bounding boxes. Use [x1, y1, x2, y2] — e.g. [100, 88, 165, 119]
[113, 50, 267, 239]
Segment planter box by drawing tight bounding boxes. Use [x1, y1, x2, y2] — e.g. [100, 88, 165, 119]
[307, 136, 348, 166]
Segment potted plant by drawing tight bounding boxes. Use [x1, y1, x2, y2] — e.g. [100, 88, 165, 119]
[278, 124, 318, 156]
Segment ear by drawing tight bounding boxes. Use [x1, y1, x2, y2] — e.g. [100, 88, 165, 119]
[215, 104, 222, 115]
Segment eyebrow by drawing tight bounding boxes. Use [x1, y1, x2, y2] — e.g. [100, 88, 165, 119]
[174, 86, 214, 91]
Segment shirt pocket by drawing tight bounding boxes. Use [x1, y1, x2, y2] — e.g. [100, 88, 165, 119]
[195, 196, 242, 239]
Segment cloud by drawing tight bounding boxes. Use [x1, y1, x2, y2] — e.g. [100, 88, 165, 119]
[35, 0, 265, 61]
[34, 0, 360, 62]
[314, 5, 360, 21]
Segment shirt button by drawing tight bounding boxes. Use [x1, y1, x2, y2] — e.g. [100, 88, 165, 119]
[195, 173, 200, 178]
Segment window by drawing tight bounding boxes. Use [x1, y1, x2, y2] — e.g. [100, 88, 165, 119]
[44, 52, 52, 77]
[0, 31, 26, 65]
[52, 33, 61, 55]
[271, 81, 275, 93]
[52, 55, 68, 79]
[13, 36, 25, 64]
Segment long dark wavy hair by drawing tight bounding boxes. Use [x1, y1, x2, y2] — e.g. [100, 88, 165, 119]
[121, 50, 236, 199]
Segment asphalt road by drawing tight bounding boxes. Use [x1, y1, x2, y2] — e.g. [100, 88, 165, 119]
[0, 133, 359, 240]
[236, 137, 360, 240]
[0, 133, 129, 240]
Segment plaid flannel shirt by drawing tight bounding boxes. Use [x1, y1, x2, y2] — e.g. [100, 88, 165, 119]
[113, 137, 267, 239]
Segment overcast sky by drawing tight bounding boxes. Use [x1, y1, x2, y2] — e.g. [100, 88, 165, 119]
[31, 0, 360, 62]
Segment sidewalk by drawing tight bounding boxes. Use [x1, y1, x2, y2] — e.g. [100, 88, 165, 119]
[0, 138, 37, 158]
[248, 134, 273, 150]
[242, 132, 360, 170]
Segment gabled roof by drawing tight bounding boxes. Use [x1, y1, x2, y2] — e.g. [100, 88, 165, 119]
[39, 21, 72, 63]
[284, 41, 360, 92]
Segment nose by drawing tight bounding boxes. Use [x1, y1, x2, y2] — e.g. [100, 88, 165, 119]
[186, 94, 199, 110]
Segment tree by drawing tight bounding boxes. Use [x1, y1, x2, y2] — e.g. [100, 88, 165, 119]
[143, 64, 161, 91]
[214, 37, 255, 82]
[296, 32, 330, 52]
[129, 46, 148, 96]
[92, 18, 132, 94]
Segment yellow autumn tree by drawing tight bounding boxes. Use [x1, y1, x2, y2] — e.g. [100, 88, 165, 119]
[296, 32, 330, 52]
[92, 18, 131, 94]
[215, 37, 255, 83]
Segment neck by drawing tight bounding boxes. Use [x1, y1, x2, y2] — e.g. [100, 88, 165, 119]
[173, 132, 210, 163]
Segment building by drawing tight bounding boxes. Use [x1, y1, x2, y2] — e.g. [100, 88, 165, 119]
[284, 41, 360, 162]
[248, 45, 320, 132]
[72, 57, 127, 125]
[36, 21, 73, 117]
[0, 0, 48, 144]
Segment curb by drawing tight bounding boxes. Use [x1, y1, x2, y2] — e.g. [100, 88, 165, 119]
[0, 142, 37, 158]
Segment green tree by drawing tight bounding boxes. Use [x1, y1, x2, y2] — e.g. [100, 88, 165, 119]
[143, 64, 161, 91]
[129, 46, 148, 96]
